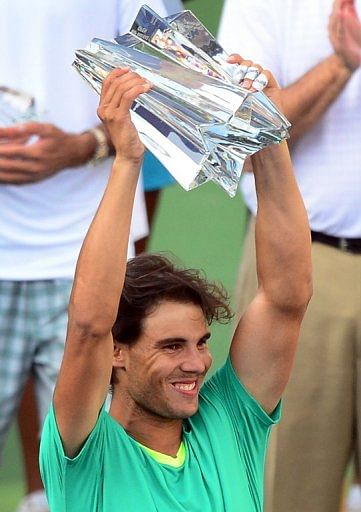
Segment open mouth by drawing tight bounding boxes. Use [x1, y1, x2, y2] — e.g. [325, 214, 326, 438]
[171, 381, 198, 396]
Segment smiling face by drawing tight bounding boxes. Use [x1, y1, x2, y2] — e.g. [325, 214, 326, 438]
[114, 300, 213, 421]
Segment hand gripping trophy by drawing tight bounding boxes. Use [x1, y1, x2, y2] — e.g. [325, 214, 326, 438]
[73, 5, 290, 197]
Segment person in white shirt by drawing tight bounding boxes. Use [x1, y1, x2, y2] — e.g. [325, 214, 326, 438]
[0, 1, 182, 511]
[218, 1, 361, 511]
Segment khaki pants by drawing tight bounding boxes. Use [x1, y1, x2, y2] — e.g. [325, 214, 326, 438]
[236, 218, 361, 512]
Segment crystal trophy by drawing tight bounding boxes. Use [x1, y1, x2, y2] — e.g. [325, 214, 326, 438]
[73, 5, 290, 197]
[0, 87, 36, 127]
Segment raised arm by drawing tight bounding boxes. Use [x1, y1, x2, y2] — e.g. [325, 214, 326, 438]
[266, 0, 360, 142]
[228, 63, 312, 414]
[221, 0, 360, 145]
[53, 69, 151, 457]
[280, 57, 352, 142]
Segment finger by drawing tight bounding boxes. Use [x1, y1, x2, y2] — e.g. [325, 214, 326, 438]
[98, 70, 144, 121]
[0, 124, 30, 139]
[340, 0, 356, 9]
[328, 9, 338, 36]
[0, 134, 32, 145]
[100, 68, 131, 104]
[232, 64, 251, 84]
[0, 122, 55, 140]
[117, 83, 151, 117]
[331, 0, 343, 14]
[108, 76, 150, 111]
[244, 65, 262, 81]
[10, 135, 31, 144]
[342, 0, 359, 19]
[240, 63, 263, 90]
[227, 53, 245, 65]
[262, 69, 279, 89]
[0, 143, 37, 160]
[0, 157, 44, 174]
[103, 72, 147, 108]
[230, 59, 253, 85]
[251, 71, 270, 92]
[0, 170, 36, 184]
[329, 0, 343, 37]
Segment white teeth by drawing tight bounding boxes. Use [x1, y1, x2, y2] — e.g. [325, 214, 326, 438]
[174, 382, 196, 391]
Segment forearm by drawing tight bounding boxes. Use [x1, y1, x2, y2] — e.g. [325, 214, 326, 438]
[282, 54, 353, 142]
[76, 124, 114, 166]
[69, 157, 141, 334]
[252, 142, 312, 310]
[68, 124, 114, 169]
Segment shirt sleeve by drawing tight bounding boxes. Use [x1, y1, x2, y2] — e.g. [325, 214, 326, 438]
[204, 356, 282, 428]
[217, 0, 284, 85]
[39, 403, 107, 511]
[115, 0, 184, 37]
[199, 358, 281, 495]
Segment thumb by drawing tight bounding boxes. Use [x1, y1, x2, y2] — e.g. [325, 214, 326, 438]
[0, 122, 53, 139]
[19, 121, 55, 137]
[0, 124, 28, 139]
[341, 0, 359, 17]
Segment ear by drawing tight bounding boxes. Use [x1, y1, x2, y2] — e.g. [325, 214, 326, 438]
[113, 342, 129, 370]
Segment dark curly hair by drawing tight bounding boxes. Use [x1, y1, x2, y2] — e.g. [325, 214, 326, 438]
[111, 253, 233, 345]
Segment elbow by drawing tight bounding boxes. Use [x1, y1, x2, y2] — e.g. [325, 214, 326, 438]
[299, 270, 313, 308]
[293, 291, 313, 319]
[304, 276, 313, 304]
[67, 301, 114, 342]
[265, 272, 313, 317]
[279, 276, 313, 316]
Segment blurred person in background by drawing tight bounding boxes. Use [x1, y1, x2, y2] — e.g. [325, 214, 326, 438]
[0, 1, 182, 511]
[218, 1, 361, 511]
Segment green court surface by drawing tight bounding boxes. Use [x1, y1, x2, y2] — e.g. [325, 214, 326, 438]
[0, 1, 246, 509]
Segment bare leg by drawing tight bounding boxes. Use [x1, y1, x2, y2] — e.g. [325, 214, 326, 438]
[17, 376, 44, 494]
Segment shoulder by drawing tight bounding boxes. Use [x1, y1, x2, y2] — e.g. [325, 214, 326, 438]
[40, 403, 118, 465]
[200, 358, 281, 427]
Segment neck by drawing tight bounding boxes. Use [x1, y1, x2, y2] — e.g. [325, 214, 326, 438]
[109, 393, 183, 457]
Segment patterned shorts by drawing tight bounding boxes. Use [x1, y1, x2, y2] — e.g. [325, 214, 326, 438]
[0, 279, 72, 456]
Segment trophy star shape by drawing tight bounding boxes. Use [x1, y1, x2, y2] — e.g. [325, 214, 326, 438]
[73, 4, 290, 197]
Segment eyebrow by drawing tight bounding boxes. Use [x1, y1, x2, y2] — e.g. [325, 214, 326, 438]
[154, 332, 211, 348]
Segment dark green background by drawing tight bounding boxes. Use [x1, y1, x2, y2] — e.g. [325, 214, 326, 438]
[0, 1, 249, 509]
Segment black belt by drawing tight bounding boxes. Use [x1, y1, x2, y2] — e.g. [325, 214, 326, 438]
[311, 231, 361, 254]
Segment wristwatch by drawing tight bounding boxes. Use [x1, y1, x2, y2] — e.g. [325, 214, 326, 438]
[88, 127, 110, 165]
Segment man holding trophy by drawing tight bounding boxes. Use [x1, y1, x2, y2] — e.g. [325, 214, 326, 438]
[39, 28, 312, 510]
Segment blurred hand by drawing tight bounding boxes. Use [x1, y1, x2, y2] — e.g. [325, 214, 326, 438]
[226, 54, 284, 111]
[0, 122, 96, 184]
[97, 68, 151, 164]
[329, 0, 361, 70]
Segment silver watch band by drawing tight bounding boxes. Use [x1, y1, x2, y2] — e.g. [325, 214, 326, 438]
[88, 127, 110, 165]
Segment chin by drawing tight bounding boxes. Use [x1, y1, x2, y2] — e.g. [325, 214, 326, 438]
[173, 404, 199, 419]
[185, 407, 199, 418]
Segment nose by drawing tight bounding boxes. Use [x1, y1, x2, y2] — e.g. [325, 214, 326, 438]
[179, 346, 211, 375]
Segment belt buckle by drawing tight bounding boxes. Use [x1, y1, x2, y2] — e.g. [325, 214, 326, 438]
[339, 238, 349, 252]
